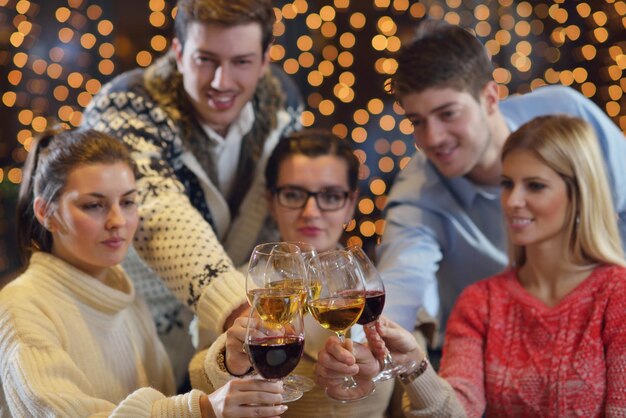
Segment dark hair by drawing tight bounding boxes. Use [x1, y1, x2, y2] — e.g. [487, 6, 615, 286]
[391, 19, 493, 100]
[174, 0, 275, 52]
[265, 129, 360, 192]
[16, 128, 137, 262]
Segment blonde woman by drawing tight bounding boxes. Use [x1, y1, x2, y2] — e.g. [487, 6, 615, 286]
[316, 115, 626, 417]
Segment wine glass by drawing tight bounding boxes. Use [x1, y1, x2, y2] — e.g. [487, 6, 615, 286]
[280, 241, 318, 392]
[347, 245, 416, 382]
[245, 242, 314, 392]
[307, 249, 375, 402]
[245, 291, 306, 403]
[246, 242, 306, 304]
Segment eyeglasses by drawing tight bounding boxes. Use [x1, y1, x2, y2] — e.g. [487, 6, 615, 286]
[273, 186, 350, 211]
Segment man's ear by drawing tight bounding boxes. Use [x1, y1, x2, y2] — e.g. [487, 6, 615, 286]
[172, 38, 184, 72]
[481, 81, 500, 115]
[33, 197, 55, 232]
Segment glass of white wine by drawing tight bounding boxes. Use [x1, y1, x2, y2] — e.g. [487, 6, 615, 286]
[245, 291, 305, 403]
[307, 249, 375, 402]
[246, 242, 306, 303]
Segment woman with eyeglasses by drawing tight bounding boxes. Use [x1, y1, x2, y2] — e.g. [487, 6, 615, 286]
[190, 129, 395, 417]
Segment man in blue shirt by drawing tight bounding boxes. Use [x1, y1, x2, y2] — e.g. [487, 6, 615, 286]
[378, 19, 626, 347]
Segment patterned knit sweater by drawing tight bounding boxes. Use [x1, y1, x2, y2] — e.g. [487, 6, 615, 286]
[0, 252, 203, 417]
[81, 53, 301, 383]
[403, 264, 626, 418]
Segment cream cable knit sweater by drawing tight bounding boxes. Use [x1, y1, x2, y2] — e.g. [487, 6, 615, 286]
[0, 252, 203, 418]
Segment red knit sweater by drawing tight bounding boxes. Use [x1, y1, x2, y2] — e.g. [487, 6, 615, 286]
[439, 264, 626, 418]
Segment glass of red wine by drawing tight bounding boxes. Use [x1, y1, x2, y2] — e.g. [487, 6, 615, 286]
[347, 245, 416, 382]
[245, 291, 306, 403]
[280, 241, 318, 392]
[307, 249, 375, 402]
[245, 242, 314, 392]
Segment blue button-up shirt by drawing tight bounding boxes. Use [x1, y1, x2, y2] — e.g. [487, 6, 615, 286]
[378, 85, 626, 338]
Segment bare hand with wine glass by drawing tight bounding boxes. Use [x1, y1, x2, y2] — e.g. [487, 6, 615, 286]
[245, 292, 306, 403]
[347, 245, 416, 381]
[307, 249, 375, 402]
[314, 316, 427, 389]
[245, 242, 315, 394]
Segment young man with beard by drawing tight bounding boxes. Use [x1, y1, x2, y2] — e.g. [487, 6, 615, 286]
[82, 0, 301, 387]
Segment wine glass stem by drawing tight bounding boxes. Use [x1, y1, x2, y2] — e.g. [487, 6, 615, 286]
[337, 332, 360, 390]
[364, 321, 399, 371]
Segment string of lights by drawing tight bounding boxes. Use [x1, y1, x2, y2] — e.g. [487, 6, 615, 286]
[0, 0, 624, 274]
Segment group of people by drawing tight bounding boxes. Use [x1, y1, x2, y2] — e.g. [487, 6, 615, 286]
[1, 0, 625, 417]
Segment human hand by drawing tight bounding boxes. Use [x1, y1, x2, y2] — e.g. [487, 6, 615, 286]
[225, 317, 252, 376]
[314, 335, 380, 387]
[366, 316, 425, 366]
[203, 378, 287, 418]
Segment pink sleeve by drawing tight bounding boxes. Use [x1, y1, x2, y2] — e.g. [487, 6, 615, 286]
[603, 267, 626, 417]
[439, 282, 489, 418]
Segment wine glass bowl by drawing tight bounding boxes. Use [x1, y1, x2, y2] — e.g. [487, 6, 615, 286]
[246, 242, 306, 305]
[245, 292, 306, 403]
[307, 249, 375, 402]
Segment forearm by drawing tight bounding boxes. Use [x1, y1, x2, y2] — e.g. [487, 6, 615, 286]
[134, 187, 247, 341]
[402, 366, 467, 418]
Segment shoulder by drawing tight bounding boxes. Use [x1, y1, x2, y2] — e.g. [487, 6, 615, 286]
[458, 271, 510, 300]
[0, 270, 58, 347]
[387, 154, 444, 203]
[268, 63, 302, 113]
[0, 268, 41, 308]
[97, 67, 147, 96]
[453, 271, 513, 315]
[594, 264, 626, 293]
[501, 85, 587, 112]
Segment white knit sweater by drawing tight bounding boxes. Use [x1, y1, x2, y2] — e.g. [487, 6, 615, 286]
[0, 252, 203, 418]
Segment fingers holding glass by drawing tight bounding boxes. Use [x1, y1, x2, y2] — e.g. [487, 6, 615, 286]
[245, 292, 305, 403]
[347, 245, 416, 382]
[307, 249, 375, 402]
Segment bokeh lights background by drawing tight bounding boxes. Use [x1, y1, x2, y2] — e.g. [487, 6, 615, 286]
[1, 0, 625, 276]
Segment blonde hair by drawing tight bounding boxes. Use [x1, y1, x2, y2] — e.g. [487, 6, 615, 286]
[502, 115, 625, 268]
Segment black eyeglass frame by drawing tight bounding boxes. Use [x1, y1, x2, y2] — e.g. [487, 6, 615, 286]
[272, 186, 351, 211]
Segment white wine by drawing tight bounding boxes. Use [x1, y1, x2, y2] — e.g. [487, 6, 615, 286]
[308, 295, 365, 332]
[248, 288, 301, 325]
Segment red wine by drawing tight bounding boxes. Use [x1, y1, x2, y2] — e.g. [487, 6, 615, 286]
[247, 336, 304, 379]
[357, 290, 385, 325]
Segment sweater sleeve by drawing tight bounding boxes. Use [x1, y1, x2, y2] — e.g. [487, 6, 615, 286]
[0, 305, 203, 418]
[402, 365, 467, 418]
[400, 283, 488, 418]
[603, 269, 626, 416]
[83, 89, 247, 342]
[438, 283, 489, 418]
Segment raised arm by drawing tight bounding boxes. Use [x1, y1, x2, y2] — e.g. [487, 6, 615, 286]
[83, 86, 247, 341]
[376, 156, 443, 333]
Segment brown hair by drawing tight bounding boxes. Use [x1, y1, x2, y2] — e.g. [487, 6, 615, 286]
[265, 129, 360, 192]
[174, 0, 275, 52]
[16, 128, 137, 262]
[502, 115, 625, 268]
[391, 19, 493, 100]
